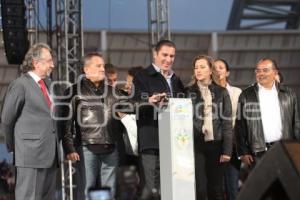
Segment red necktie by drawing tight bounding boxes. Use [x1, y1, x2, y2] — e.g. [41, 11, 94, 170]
[38, 79, 52, 108]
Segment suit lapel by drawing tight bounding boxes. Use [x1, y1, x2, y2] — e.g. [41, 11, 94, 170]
[44, 77, 55, 103]
[147, 65, 171, 94]
[44, 77, 52, 90]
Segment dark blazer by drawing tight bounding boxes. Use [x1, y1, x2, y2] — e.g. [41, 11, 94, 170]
[186, 82, 233, 156]
[0, 73, 59, 168]
[132, 65, 185, 151]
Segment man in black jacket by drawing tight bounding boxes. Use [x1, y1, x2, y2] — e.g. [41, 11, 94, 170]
[236, 58, 300, 167]
[61, 52, 121, 199]
[132, 40, 185, 200]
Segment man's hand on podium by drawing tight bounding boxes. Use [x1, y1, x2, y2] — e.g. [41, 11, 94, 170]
[148, 93, 167, 104]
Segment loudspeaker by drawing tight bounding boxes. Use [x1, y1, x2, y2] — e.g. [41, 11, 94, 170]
[237, 141, 300, 200]
[1, 0, 29, 65]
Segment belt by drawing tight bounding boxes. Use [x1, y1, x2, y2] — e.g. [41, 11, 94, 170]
[253, 142, 276, 157]
[265, 142, 276, 150]
[253, 151, 265, 157]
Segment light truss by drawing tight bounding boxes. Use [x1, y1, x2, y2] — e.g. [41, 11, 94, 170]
[55, 0, 83, 84]
[148, 0, 171, 48]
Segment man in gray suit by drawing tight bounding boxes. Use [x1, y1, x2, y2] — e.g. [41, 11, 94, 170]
[0, 43, 58, 200]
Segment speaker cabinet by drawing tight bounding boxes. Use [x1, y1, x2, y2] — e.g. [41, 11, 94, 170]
[1, 0, 29, 65]
[237, 141, 300, 200]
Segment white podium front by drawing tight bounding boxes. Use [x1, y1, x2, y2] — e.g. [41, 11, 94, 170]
[158, 98, 196, 200]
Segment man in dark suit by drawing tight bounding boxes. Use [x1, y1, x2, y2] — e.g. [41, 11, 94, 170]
[132, 40, 185, 199]
[0, 43, 58, 200]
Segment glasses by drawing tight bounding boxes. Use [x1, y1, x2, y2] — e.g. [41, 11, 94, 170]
[37, 58, 54, 65]
[255, 68, 275, 74]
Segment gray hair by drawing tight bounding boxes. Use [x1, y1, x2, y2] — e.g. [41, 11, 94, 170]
[21, 43, 52, 73]
[81, 52, 104, 73]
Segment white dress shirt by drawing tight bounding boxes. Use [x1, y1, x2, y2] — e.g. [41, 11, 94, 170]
[258, 83, 282, 143]
[28, 71, 42, 83]
[152, 63, 174, 96]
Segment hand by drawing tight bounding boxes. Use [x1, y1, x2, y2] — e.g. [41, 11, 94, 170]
[148, 93, 167, 104]
[220, 154, 231, 163]
[117, 112, 126, 119]
[240, 154, 254, 166]
[66, 152, 80, 161]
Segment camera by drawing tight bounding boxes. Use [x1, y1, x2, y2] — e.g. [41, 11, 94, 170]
[156, 94, 168, 103]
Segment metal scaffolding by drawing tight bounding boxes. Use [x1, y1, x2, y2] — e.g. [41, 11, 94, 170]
[25, 0, 53, 47]
[227, 0, 300, 30]
[55, 0, 83, 84]
[25, 0, 38, 45]
[147, 0, 171, 49]
[55, 1, 83, 199]
[46, 0, 53, 48]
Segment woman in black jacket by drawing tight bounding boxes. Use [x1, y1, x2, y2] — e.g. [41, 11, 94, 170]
[186, 55, 233, 200]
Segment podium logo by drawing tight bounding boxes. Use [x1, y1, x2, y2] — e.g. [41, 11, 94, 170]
[176, 131, 190, 149]
[174, 105, 188, 113]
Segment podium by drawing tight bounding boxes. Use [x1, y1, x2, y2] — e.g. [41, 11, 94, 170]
[158, 98, 196, 200]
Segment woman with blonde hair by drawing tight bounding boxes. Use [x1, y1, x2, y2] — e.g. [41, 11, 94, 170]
[186, 55, 233, 200]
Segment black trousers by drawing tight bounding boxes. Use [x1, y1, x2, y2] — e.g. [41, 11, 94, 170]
[194, 141, 226, 200]
[139, 151, 160, 200]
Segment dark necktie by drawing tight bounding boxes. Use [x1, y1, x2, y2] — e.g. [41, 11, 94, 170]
[38, 79, 52, 108]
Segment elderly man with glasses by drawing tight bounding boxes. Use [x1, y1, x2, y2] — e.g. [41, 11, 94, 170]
[1, 43, 58, 200]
